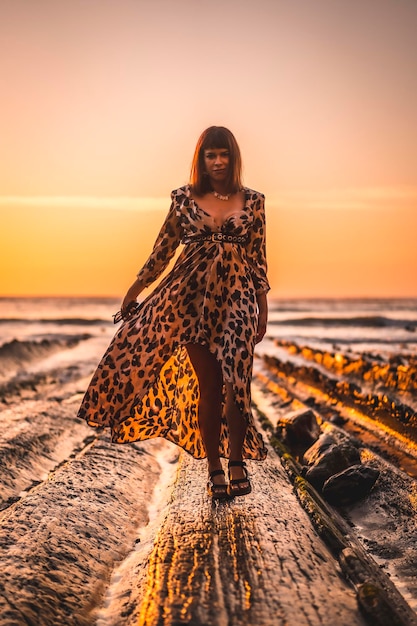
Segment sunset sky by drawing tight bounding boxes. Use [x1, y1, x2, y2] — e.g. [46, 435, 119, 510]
[1, 0, 417, 298]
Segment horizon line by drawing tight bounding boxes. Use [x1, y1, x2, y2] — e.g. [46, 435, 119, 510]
[1, 184, 416, 212]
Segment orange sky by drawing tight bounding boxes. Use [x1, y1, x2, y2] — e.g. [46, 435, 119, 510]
[1, 0, 417, 298]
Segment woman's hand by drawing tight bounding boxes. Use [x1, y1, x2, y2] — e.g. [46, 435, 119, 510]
[255, 291, 268, 344]
[255, 311, 267, 343]
[121, 278, 143, 314]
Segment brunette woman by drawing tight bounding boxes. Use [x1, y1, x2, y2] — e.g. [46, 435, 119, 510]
[78, 126, 270, 499]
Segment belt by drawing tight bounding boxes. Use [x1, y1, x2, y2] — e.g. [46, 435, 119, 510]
[181, 232, 248, 244]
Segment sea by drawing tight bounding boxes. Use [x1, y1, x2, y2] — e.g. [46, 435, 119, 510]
[0, 297, 416, 380]
[267, 297, 417, 356]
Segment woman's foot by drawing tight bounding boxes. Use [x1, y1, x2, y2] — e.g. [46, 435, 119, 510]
[228, 461, 251, 497]
[207, 469, 231, 500]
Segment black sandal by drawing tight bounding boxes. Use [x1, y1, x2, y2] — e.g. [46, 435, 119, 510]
[228, 461, 252, 497]
[207, 469, 231, 500]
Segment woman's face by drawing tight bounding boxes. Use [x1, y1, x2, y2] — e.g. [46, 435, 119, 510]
[203, 147, 230, 183]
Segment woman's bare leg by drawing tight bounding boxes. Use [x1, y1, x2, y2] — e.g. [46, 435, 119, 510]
[225, 382, 249, 484]
[186, 343, 225, 484]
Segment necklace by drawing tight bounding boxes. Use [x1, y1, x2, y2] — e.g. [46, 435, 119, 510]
[212, 190, 231, 201]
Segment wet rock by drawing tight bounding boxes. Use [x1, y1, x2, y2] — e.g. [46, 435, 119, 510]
[329, 413, 348, 426]
[389, 354, 406, 365]
[275, 408, 320, 448]
[305, 443, 361, 490]
[335, 380, 362, 396]
[0, 436, 165, 625]
[303, 433, 336, 466]
[322, 464, 380, 506]
[304, 396, 317, 407]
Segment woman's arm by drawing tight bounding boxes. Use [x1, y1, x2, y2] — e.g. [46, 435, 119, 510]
[246, 193, 270, 295]
[121, 190, 183, 312]
[246, 192, 270, 342]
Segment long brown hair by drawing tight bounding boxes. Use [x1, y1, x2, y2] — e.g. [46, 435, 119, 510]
[190, 126, 243, 195]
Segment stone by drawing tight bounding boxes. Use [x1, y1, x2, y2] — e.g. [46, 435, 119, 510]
[303, 433, 337, 466]
[275, 408, 320, 449]
[305, 443, 361, 491]
[329, 413, 348, 426]
[322, 464, 380, 506]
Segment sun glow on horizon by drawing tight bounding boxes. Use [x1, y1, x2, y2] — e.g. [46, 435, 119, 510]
[1, 185, 416, 299]
[0, 195, 169, 211]
[2, 183, 417, 212]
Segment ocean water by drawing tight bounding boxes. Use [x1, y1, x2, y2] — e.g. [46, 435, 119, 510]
[1, 296, 416, 363]
[0, 297, 119, 382]
[268, 298, 417, 355]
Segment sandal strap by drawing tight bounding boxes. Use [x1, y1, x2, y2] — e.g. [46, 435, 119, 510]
[210, 483, 228, 491]
[229, 477, 249, 485]
[209, 469, 225, 479]
[228, 461, 249, 484]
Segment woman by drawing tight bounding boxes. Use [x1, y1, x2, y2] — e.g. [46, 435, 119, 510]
[78, 126, 270, 499]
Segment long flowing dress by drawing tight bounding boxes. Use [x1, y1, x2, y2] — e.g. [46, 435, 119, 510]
[77, 185, 270, 460]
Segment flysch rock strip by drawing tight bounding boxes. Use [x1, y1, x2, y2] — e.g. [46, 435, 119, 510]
[135, 446, 367, 626]
[0, 433, 167, 626]
[0, 399, 94, 507]
[251, 380, 417, 626]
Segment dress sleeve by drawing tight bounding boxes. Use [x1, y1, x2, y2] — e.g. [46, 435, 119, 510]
[135, 190, 183, 289]
[246, 193, 271, 295]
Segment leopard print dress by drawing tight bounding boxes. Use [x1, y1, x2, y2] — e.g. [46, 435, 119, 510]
[78, 185, 270, 460]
